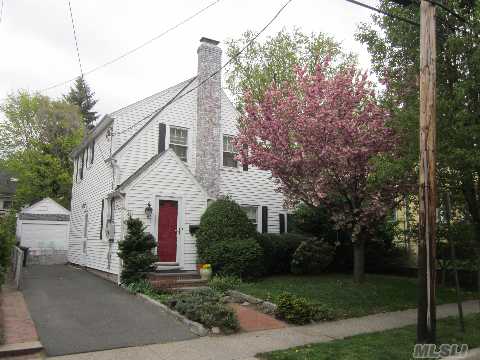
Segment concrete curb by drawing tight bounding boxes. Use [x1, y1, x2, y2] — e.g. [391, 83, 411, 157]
[138, 293, 209, 337]
[228, 290, 277, 314]
[0, 341, 43, 358]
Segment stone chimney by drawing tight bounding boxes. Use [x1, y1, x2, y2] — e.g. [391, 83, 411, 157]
[195, 37, 222, 198]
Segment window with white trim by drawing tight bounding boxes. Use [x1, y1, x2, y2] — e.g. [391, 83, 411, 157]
[223, 135, 237, 168]
[169, 126, 188, 162]
[241, 206, 258, 227]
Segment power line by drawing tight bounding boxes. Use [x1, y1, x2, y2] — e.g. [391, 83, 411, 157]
[40, 0, 221, 93]
[345, 0, 420, 26]
[424, 0, 468, 24]
[67, 0, 84, 79]
[114, 0, 293, 136]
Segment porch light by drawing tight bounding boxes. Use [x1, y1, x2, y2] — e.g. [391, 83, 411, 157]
[145, 202, 153, 219]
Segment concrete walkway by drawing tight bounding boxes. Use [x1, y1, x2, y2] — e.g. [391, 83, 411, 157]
[51, 300, 480, 360]
[22, 265, 196, 357]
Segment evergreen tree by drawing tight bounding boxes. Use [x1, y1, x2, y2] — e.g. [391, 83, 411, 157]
[64, 77, 99, 128]
[118, 217, 157, 285]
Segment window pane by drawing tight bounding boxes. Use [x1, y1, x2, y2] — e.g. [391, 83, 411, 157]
[241, 206, 257, 225]
[170, 144, 187, 162]
[223, 152, 237, 167]
[223, 135, 236, 153]
[170, 127, 188, 145]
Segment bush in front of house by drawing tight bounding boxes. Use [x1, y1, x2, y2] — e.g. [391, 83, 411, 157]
[196, 196, 257, 261]
[195, 197, 267, 278]
[203, 238, 264, 279]
[166, 288, 239, 333]
[208, 275, 242, 294]
[118, 217, 157, 285]
[290, 238, 335, 275]
[258, 233, 308, 275]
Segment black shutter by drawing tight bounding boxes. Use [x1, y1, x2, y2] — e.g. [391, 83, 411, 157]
[100, 199, 104, 239]
[262, 206, 268, 233]
[90, 139, 95, 164]
[279, 213, 285, 234]
[242, 143, 248, 171]
[287, 214, 293, 233]
[158, 123, 166, 153]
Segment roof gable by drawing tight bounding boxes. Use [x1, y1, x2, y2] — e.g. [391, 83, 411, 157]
[21, 198, 70, 215]
[119, 149, 207, 198]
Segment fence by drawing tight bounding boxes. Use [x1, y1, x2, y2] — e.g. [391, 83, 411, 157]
[10, 246, 24, 290]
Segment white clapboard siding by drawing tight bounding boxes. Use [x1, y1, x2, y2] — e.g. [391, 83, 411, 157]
[122, 150, 208, 271]
[68, 124, 118, 274]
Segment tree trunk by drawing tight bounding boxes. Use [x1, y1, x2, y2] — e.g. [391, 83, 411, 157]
[353, 237, 366, 284]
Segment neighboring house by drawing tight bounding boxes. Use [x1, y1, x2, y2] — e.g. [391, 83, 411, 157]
[0, 170, 16, 217]
[68, 37, 289, 280]
[17, 198, 70, 265]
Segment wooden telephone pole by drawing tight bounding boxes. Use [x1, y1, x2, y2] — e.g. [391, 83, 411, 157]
[417, 0, 437, 343]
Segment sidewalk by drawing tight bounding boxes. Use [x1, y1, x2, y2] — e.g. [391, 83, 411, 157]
[0, 284, 43, 358]
[51, 300, 480, 360]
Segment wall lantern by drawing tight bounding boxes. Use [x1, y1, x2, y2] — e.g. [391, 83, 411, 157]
[145, 202, 153, 219]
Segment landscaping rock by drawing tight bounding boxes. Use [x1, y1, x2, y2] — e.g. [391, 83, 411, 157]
[211, 327, 221, 335]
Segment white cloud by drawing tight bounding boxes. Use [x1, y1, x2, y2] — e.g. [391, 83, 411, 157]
[0, 0, 379, 117]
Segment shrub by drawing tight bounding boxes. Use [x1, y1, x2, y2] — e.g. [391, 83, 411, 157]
[208, 275, 242, 294]
[203, 238, 264, 279]
[196, 197, 257, 260]
[275, 293, 317, 324]
[0, 213, 16, 286]
[290, 238, 335, 275]
[258, 233, 307, 274]
[167, 288, 239, 333]
[118, 217, 157, 285]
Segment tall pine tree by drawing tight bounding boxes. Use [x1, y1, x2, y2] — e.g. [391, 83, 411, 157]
[64, 77, 99, 128]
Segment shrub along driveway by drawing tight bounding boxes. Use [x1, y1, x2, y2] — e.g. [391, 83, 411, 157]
[21, 265, 196, 357]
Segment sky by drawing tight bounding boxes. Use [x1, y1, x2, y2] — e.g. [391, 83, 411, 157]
[0, 0, 379, 118]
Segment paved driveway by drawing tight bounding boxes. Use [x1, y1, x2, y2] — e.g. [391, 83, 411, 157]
[22, 265, 196, 356]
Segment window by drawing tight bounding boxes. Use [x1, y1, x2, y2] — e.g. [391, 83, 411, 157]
[83, 212, 88, 238]
[223, 135, 237, 168]
[169, 126, 188, 162]
[80, 150, 85, 180]
[90, 140, 95, 164]
[2, 201, 12, 210]
[75, 157, 79, 182]
[241, 206, 258, 227]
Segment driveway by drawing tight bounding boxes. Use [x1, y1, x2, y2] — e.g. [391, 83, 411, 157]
[22, 265, 196, 356]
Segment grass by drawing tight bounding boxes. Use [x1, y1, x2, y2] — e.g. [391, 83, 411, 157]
[257, 313, 480, 360]
[237, 274, 478, 319]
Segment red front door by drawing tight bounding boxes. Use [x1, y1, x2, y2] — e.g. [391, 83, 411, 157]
[157, 200, 178, 262]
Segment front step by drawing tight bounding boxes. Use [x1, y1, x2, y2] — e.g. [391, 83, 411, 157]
[147, 270, 207, 290]
[154, 262, 181, 271]
[149, 277, 208, 290]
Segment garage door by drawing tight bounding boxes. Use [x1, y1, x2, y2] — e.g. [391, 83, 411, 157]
[21, 222, 69, 250]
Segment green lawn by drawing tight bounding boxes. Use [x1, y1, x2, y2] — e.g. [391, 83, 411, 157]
[237, 274, 478, 319]
[257, 313, 480, 360]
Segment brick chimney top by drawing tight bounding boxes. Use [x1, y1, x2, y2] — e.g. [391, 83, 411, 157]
[200, 37, 220, 46]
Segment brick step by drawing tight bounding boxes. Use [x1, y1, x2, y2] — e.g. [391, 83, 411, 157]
[148, 271, 200, 281]
[149, 278, 208, 290]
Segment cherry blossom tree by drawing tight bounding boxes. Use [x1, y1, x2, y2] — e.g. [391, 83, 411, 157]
[236, 59, 403, 283]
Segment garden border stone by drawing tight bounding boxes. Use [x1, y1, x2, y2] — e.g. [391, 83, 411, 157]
[137, 293, 209, 337]
[228, 290, 277, 314]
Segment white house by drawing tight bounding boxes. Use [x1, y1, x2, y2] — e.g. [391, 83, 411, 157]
[17, 198, 70, 265]
[68, 37, 289, 281]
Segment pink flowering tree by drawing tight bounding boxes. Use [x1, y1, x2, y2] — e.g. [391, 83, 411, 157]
[236, 60, 402, 283]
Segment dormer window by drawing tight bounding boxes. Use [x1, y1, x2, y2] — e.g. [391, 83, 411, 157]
[170, 126, 188, 162]
[223, 135, 237, 168]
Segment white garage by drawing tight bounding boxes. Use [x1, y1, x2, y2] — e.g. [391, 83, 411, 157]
[16, 198, 70, 265]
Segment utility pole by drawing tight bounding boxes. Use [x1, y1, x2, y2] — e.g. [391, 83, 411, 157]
[417, 0, 437, 343]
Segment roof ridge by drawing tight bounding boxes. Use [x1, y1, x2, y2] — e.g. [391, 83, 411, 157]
[111, 76, 197, 117]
